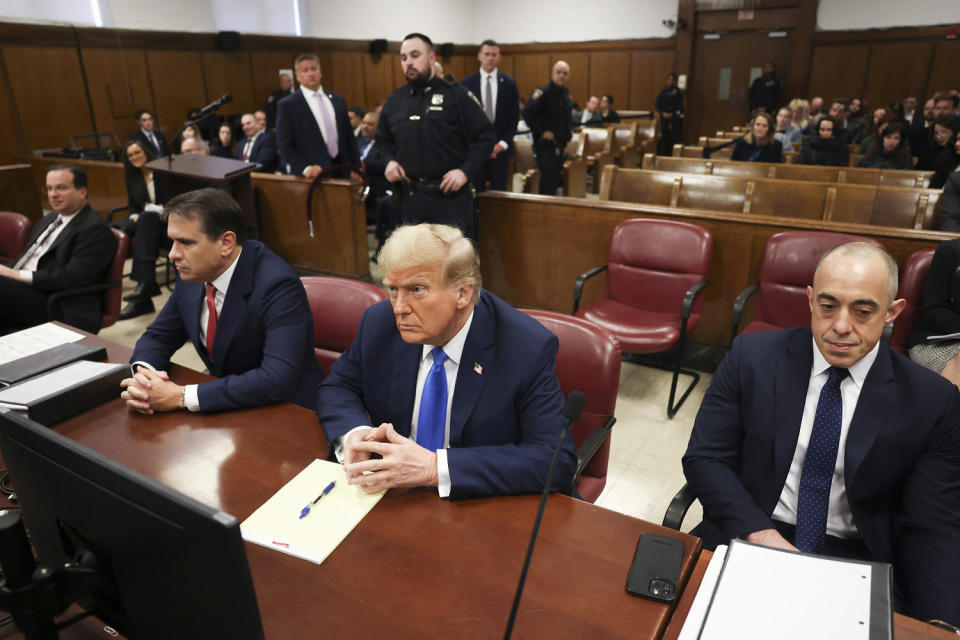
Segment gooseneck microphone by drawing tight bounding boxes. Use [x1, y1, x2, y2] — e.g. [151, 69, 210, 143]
[196, 93, 233, 119]
[503, 391, 586, 640]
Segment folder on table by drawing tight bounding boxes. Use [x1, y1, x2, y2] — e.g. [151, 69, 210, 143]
[0, 360, 127, 425]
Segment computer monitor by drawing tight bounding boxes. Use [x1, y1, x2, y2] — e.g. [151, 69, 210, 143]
[0, 409, 264, 639]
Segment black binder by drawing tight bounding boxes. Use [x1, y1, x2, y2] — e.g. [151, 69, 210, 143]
[0, 362, 127, 426]
[0, 343, 108, 386]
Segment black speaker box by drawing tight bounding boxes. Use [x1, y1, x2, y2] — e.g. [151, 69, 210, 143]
[216, 31, 242, 51]
[440, 42, 454, 58]
[369, 39, 388, 55]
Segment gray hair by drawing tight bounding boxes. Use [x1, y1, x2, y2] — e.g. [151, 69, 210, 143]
[814, 242, 899, 304]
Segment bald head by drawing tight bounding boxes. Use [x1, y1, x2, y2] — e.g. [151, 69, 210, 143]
[814, 242, 899, 306]
[552, 61, 570, 86]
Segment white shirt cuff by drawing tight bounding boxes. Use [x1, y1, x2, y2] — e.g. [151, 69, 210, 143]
[497, 140, 508, 151]
[183, 384, 200, 412]
[130, 360, 155, 376]
[437, 448, 451, 498]
[334, 425, 374, 463]
[18, 270, 32, 283]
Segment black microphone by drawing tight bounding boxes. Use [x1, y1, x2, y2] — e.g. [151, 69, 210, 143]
[503, 391, 586, 640]
[196, 93, 233, 119]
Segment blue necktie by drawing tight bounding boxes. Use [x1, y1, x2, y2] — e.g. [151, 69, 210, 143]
[416, 347, 448, 452]
[795, 366, 848, 553]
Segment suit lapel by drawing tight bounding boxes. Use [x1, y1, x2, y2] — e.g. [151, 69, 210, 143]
[844, 344, 894, 493]
[210, 247, 254, 373]
[450, 298, 494, 445]
[45, 206, 88, 255]
[390, 336, 420, 438]
[772, 329, 814, 494]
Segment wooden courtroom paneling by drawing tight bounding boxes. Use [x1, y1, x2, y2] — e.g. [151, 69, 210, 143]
[553, 52, 589, 105]
[250, 51, 296, 114]
[927, 39, 960, 96]
[2, 45, 93, 152]
[440, 55, 471, 82]
[145, 50, 207, 139]
[862, 41, 934, 110]
[512, 53, 552, 102]
[201, 51, 257, 116]
[0, 164, 43, 222]
[589, 51, 631, 109]
[80, 48, 154, 144]
[629, 49, 675, 110]
[807, 44, 869, 103]
[476, 192, 948, 347]
[363, 53, 398, 108]
[496, 53, 515, 79]
[324, 51, 366, 108]
[0, 50, 26, 164]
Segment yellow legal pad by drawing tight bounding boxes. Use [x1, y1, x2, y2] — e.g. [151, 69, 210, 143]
[240, 459, 386, 566]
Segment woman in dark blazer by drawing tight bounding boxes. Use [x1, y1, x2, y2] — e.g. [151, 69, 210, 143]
[730, 111, 782, 163]
[211, 122, 236, 158]
[857, 122, 914, 170]
[793, 115, 849, 166]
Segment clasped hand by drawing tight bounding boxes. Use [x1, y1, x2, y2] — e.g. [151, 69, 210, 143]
[120, 368, 183, 414]
[343, 423, 438, 493]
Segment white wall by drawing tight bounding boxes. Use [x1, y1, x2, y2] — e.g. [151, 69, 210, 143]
[817, 0, 960, 31]
[0, 0, 101, 26]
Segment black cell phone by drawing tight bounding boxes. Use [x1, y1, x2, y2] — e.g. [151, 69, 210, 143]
[625, 533, 684, 603]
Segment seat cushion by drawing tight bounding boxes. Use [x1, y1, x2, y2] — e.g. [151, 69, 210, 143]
[577, 475, 606, 504]
[577, 299, 700, 353]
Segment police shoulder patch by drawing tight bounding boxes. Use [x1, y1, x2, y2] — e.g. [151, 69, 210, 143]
[531, 88, 543, 100]
[465, 88, 482, 108]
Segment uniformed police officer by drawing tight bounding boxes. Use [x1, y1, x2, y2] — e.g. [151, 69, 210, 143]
[521, 61, 572, 196]
[376, 32, 495, 242]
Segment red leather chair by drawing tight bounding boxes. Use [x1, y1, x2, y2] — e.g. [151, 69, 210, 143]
[0, 211, 31, 266]
[524, 309, 621, 503]
[889, 248, 936, 355]
[47, 227, 129, 332]
[572, 218, 712, 418]
[301, 276, 388, 375]
[730, 231, 883, 344]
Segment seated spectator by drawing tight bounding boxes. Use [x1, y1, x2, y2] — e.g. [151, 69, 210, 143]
[940, 152, 960, 231]
[908, 237, 960, 387]
[574, 95, 603, 127]
[599, 94, 620, 123]
[808, 96, 823, 118]
[774, 106, 801, 150]
[211, 123, 235, 158]
[788, 98, 808, 132]
[236, 112, 278, 173]
[902, 92, 920, 126]
[174, 123, 204, 154]
[846, 96, 866, 141]
[348, 105, 365, 137]
[181, 137, 208, 156]
[131, 109, 170, 158]
[117, 140, 167, 320]
[918, 115, 959, 184]
[929, 123, 960, 189]
[731, 112, 783, 163]
[793, 115, 849, 166]
[857, 122, 914, 170]
[857, 107, 896, 154]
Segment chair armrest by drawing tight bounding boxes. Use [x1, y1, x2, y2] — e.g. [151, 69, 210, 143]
[662, 482, 696, 530]
[680, 279, 709, 319]
[107, 206, 130, 223]
[570, 416, 616, 494]
[730, 282, 760, 345]
[47, 280, 121, 317]
[572, 264, 608, 314]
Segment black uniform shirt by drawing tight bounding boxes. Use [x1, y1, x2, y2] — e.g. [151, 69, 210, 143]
[375, 75, 495, 181]
[522, 82, 573, 145]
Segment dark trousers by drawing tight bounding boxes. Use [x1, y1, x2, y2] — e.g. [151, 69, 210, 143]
[535, 138, 563, 195]
[658, 115, 683, 156]
[771, 519, 873, 562]
[395, 187, 476, 243]
[0, 277, 50, 333]
[132, 211, 167, 285]
[474, 152, 511, 192]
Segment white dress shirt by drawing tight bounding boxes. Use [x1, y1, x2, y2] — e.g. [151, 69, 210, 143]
[132, 248, 242, 412]
[300, 85, 337, 174]
[771, 338, 880, 539]
[18, 208, 83, 283]
[480, 69, 509, 151]
[240, 131, 261, 161]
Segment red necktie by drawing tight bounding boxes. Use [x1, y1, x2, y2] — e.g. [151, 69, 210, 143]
[205, 283, 218, 354]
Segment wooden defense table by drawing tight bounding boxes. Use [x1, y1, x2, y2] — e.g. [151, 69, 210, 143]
[660, 551, 958, 640]
[0, 332, 700, 639]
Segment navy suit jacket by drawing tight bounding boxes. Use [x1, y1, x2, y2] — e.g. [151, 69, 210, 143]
[236, 131, 278, 173]
[317, 291, 577, 498]
[275, 89, 360, 175]
[461, 70, 520, 157]
[683, 327, 960, 623]
[130, 129, 170, 157]
[131, 241, 324, 412]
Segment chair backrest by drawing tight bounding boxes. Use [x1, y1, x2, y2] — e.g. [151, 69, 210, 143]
[564, 132, 585, 158]
[605, 219, 713, 315]
[301, 276, 388, 374]
[890, 248, 936, 354]
[523, 309, 621, 502]
[0, 211, 31, 266]
[102, 227, 130, 329]
[751, 231, 883, 330]
[582, 127, 611, 156]
[612, 122, 638, 150]
[514, 137, 537, 173]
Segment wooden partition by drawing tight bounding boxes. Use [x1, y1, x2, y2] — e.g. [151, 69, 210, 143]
[0, 164, 44, 222]
[23, 158, 368, 278]
[599, 167, 942, 230]
[641, 154, 932, 188]
[476, 191, 950, 347]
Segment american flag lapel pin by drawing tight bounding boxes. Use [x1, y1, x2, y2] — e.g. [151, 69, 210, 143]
[474, 362, 483, 375]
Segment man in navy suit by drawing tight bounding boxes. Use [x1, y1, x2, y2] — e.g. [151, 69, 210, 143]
[275, 54, 359, 179]
[121, 188, 323, 414]
[461, 40, 519, 192]
[683, 242, 960, 624]
[317, 224, 576, 498]
[0, 165, 113, 333]
[130, 109, 170, 158]
[236, 112, 278, 173]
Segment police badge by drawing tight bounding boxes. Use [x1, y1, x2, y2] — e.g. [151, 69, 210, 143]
[432, 94, 444, 105]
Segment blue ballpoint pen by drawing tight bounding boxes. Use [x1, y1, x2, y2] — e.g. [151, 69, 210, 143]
[298, 481, 335, 519]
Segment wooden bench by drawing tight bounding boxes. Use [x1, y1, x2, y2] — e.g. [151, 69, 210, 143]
[641, 154, 933, 187]
[610, 122, 640, 169]
[683, 144, 866, 167]
[511, 138, 541, 194]
[475, 190, 954, 347]
[562, 133, 588, 198]
[597, 167, 943, 230]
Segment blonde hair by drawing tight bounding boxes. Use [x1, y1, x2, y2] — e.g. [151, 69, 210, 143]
[378, 224, 482, 302]
[788, 98, 808, 129]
